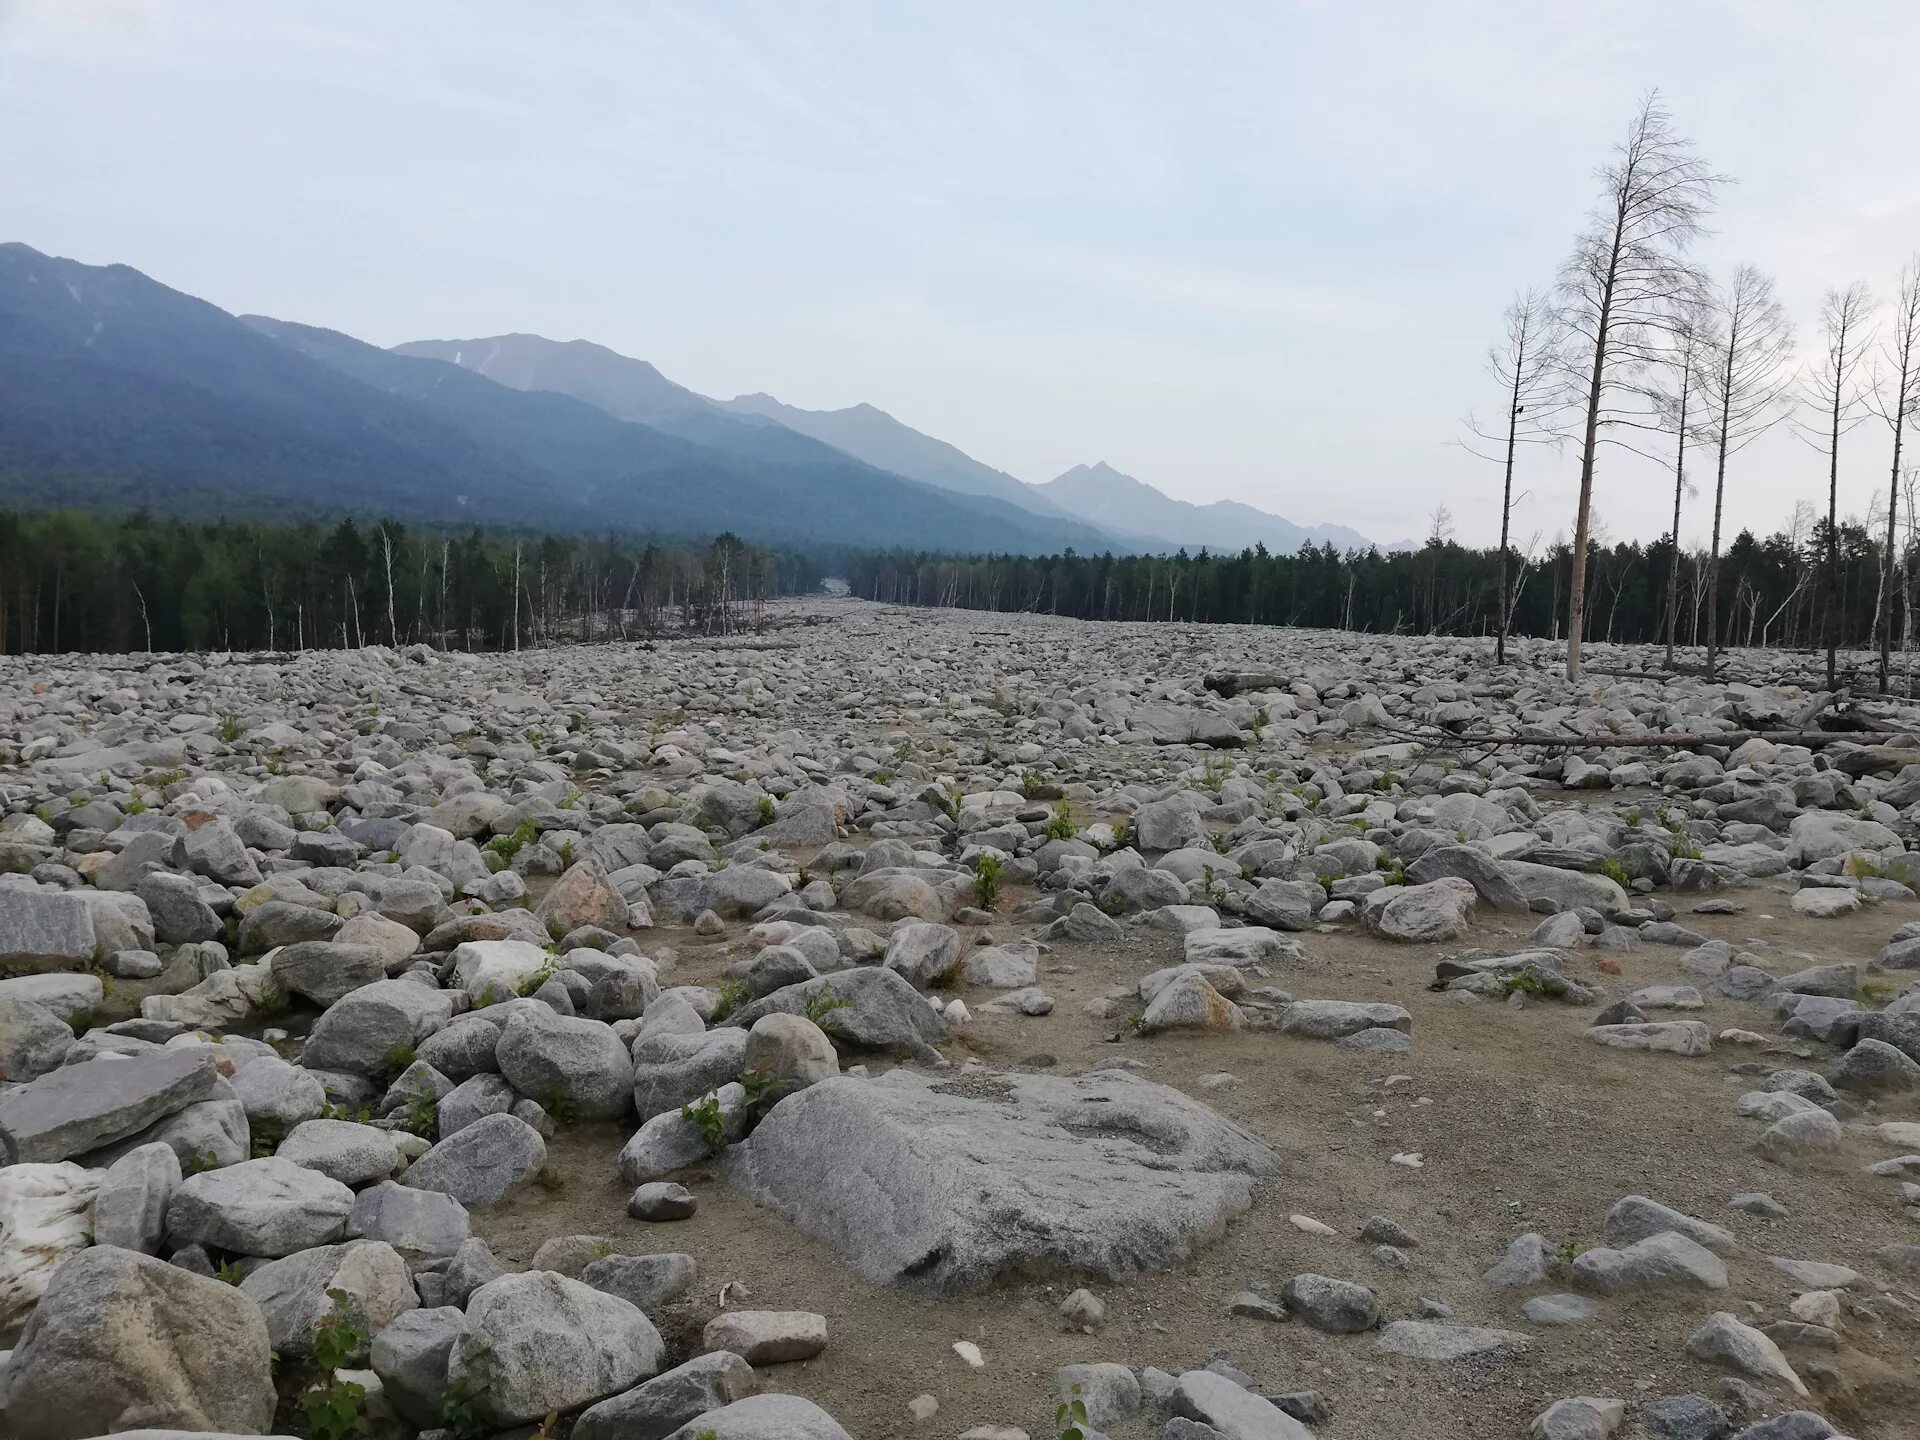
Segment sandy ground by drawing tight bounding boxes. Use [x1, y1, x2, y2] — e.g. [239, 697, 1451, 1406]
[473, 869, 1920, 1440]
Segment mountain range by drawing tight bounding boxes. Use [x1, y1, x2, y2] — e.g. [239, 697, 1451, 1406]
[0, 242, 1380, 556]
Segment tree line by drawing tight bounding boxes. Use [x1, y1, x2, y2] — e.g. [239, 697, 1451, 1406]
[844, 501, 1920, 677]
[1463, 91, 1919, 690]
[0, 510, 822, 656]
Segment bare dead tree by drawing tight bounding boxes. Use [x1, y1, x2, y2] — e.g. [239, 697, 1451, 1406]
[1460, 288, 1565, 663]
[1795, 282, 1876, 686]
[1695, 264, 1794, 678]
[1555, 91, 1723, 680]
[1646, 287, 1710, 668]
[1869, 259, 1920, 691]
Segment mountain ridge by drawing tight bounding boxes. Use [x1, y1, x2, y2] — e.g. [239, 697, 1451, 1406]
[398, 331, 1377, 553]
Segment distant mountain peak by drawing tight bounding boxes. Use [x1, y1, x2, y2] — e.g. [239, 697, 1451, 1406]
[1040, 459, 1375, 554]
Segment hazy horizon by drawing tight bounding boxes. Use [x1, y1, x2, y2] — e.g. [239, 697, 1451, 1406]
[5, 0, 1919, 550]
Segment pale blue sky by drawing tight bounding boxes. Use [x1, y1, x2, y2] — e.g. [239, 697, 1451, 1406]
[5, 0, 1918, 548]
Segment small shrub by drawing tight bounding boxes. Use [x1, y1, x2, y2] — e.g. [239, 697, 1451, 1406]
[516, 957, 560, 997]
[1381, 865, 1408, 886]
[1110, 816, 1134, 850]
[379, 1043, 416, 1081]
[1198, 757, 1230, 793]
[300, 1289, 371, 1440]
[249, 1117, 287, 1159]
[484, 817, 540, 861]
[1046, 801, 1077, 841]
[440, 1373, 491, 1440]
[1056, 1382, 1089, 1440]
[972, 851, 1004, 910]
[755, 794, 775, 825]
[1208, 830, 1229, 855]
[182, 1149, 221, 1177]
[539, 1087, 579, 1127]
[710, 976, 751, 1022]
[1596, 858, 1631, 889]
[803, 985, 854, 1031]
[736, 1066, 789, 1130]
[214, 1257, 249, 1285]
[399, 1091, 440, 1139]
[1019, 770, 1044, 800]
[681, 1089, 726, 1148]
[218, 712, 242, 743]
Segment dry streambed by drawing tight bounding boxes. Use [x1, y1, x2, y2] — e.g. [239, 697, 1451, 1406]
[0, 603, 1915, 1440]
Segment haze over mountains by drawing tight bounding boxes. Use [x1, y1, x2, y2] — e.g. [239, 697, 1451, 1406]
[1, 243, 1380, 556]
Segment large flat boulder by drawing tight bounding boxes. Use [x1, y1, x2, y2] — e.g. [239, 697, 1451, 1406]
[719, 1069, 1275, 1295]
[0, 1049, 218, 1164]
[0, 889, 97, 972]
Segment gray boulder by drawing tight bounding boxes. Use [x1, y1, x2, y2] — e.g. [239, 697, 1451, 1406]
[719, 1069, 1274, 1294]
[346, 1179, 472, 1260]
[1362, 877, 1477, 942]
[401, 1112, 546, 1207]
[238, 899, 343, 954]
[661, 1394, 853, 1440]
[1831, 1037, 1920, 1094]
[446, 1270, 666, 1426]
[0, 1246, 275, 1439]
[229, 1054, 329, 1131]
[496, 1005, 633, 1120]
[1570, 1232, 1728, 1294]
[0, 1048, 217, 1164]
[300, 978, 456, 1077]
[741, 1012, 838, 1090]
[0, 889, 97, 970]
[276, 1118, 402, 1187]
[269, 941, 387, 1008]
[726, 967, 947, 1060]
[1279, 999, 1412, 1040]
[238, 1239, 418, 1356]
[579, 1251, 698, 1314]
[881, 921, 962, 988]
[633, 1027, 752, 1122]
[370, 1304, 465, 1426]
[1602, 1195, 1738, 1254]
[1405, 844, 1531, 911]
[0, 996, 73, 1083]
[1172, 1369, 1312, 1440]
[91, 1141, 181, 1254]
[166, 1156, 355, 1257]
[1280, 1273, 1381, 1332]
[573, 1350, 757, 1440]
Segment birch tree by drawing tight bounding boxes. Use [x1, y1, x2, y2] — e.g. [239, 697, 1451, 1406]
[1556, 92, 1722, 679]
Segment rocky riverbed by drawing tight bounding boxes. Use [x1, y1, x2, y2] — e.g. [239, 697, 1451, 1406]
[0, 599, 1917, 1440]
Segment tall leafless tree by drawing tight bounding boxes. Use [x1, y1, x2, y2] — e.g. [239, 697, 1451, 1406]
[1556, 92, 1723, 680]
[1695, 264, 1794, 679]
[1870, 260, 1920, 691]
[1647, 289, 1710, 669]
[1796, 283, 1876, 687]
[1461, 288, 1564, 663]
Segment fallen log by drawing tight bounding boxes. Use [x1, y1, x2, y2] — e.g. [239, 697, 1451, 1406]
[1444, 728, 1915, 752]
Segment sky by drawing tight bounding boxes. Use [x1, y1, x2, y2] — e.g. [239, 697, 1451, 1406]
[5, 0, 1920, 550]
